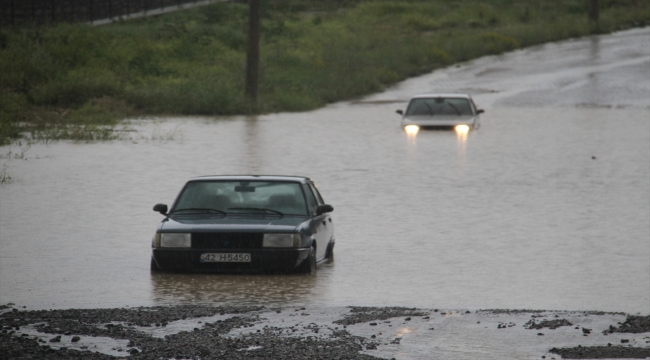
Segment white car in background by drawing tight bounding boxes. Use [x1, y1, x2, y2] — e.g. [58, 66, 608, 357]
[396, 93, 484, 132]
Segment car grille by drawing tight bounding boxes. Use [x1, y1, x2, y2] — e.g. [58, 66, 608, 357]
[191, 232, 264, 249]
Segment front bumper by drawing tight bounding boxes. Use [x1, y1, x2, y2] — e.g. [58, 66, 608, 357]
[401, 118, 476, 129]
[151, 247, 310, 273]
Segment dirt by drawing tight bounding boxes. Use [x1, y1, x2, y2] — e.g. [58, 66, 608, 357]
[1, 305, 649, 359]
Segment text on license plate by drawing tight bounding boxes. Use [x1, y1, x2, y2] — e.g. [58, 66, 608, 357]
[200, 253, 251, 263]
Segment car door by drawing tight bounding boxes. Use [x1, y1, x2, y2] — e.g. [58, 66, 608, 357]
[304, 183, 329, 261]
[308, 182, 334, 261]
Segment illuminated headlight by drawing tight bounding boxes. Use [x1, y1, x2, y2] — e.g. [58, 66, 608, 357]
[157, 233, 191, 248]
[404, 125, 420, 134]
[455, 124, 470, 133]
[263, 233, 300, 248]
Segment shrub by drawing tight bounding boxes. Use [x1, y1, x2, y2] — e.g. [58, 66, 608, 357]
[30, 68, 121, 107]
[480, 32, 520, 54]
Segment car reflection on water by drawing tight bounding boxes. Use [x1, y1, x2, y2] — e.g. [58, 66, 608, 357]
[150, 271, 322, 305]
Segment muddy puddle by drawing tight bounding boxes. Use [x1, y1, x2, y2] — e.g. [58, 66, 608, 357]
[1, 28, 649, 316]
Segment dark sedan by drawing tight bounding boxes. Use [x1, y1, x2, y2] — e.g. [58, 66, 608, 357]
[150, 175, 335, 274]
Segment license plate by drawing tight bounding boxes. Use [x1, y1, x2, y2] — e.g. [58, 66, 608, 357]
[200, 253, 251, 263]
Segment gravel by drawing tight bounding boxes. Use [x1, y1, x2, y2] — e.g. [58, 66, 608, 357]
[604, 315, 650, 334]
[549, 345, 650, 359]
[549, 315, 650, 358]
[524, 319, 573, 330]
[2, 305, 648, 359]
[333, 307, 429, 326]
[0, 305, 384, 360]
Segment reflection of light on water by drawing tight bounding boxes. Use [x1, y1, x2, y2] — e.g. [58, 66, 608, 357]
[455, 125, 469, 140]
[396, 327, 412, 337]
[455, 125, 469, 147]
[455, 125, 469, 161]
[404, 125, 419, 146]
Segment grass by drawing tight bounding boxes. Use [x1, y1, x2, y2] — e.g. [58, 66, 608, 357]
[0, 0, 649, 145]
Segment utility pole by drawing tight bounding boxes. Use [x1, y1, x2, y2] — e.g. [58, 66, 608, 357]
[588, 0, 599, 24]
[245, 0, 260, 105]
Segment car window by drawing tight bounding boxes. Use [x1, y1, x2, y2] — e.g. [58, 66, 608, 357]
[304, 185, 319, 215]
[469, 99, 478, 113]
[173, 181, 308, 215]
[309, 183, 325, 204]
[406, 98, 473, 116]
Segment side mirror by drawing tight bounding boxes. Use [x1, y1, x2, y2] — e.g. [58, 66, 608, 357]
[476, 109, 485, 114]
[396, 109, 403, 115]
[153, 203, 168, 215]
[316, 204, 334, 215]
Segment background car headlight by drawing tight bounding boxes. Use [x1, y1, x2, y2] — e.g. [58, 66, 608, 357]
[263, 233, 300, 248]
[159, 233, 191, 247]
[404, 125, 420, 134]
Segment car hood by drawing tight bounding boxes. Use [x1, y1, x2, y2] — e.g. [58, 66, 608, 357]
[401, 115, 477, 126]
[159, 216, 309, 233]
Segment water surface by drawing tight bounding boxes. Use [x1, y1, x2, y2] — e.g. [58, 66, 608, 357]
[1, 28, 648, 313]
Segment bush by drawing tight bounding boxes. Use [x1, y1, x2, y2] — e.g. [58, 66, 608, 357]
[30, 68, 121, 106]
[480, 32, 520, 54]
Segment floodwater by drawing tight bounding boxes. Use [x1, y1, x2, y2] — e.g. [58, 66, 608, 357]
[1, 28, 649, 314]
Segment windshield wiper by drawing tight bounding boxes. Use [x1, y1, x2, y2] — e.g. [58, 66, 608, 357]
[228, 207, 284, 216]
[446, 102, 462, 115]
[171, 208, 226, 215]
[424, 102, 435, 116]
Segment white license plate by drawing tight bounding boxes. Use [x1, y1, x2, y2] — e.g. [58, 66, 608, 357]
[200, 253, 251, 263]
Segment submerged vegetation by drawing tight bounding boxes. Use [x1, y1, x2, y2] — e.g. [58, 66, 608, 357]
[0, 0, 649, 145]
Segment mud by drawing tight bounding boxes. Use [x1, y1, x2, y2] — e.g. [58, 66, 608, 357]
[549, 345, 650, 359]
[2, 305, 649, 359]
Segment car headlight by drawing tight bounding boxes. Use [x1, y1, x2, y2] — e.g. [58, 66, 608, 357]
[404, 125, 420, 135]
[263, 233, 300, 248]
[157, 233, 191, 248]
[454, 124, 470, 133]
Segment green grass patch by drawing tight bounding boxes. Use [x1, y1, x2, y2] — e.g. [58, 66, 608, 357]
[1, 0, 649, 144]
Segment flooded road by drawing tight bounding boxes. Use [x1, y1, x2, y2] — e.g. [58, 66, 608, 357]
[1, 28, 649, 314]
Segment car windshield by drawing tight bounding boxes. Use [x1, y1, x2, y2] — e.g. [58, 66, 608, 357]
[405, 97, 473, 116]
[172, 181, 308, 216]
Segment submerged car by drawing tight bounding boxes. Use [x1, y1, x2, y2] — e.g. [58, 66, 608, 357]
[396, 93, 484, 131]
[150, 175, 334, 274]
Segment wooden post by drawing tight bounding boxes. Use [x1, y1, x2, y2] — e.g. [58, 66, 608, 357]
[588, 0, 599, 24]
[245, 0, 261, 104]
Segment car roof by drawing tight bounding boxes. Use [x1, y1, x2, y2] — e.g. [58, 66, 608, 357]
[410, 93, 473, 99]
[189, 175, 311, 183]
